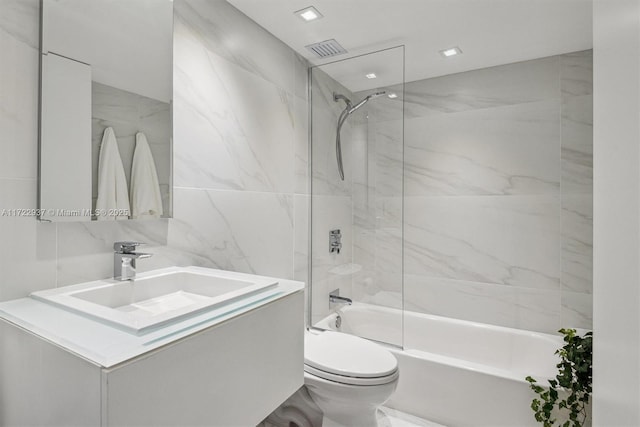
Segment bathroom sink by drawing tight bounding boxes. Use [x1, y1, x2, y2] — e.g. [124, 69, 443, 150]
[31, 267, 278, 333]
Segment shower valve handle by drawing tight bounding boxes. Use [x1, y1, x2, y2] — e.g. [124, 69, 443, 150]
[329, 229, 342, 254]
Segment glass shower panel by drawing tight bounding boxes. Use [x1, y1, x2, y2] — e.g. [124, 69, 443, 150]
[309, 46, 404, 347]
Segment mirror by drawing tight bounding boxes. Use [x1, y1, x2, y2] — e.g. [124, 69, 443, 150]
[38, 0, 173, 222]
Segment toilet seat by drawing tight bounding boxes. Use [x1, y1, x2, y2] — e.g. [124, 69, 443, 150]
[304, 364, 399, 386]
[304, 331, 398, 386]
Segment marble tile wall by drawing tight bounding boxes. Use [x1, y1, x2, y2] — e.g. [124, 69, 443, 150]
[0, 0, 591, 336]
[0, 0, 309, 303]
[1, 0, 59, 301]
[400, 52, 593, 333]
[171, 0, 309, 283]
[92, 82, 171, 216]
[309, 55, 405, 332]
[309, 67, 355, 325]
[560, 51, 593, 329]
[351, 89, 404, 313]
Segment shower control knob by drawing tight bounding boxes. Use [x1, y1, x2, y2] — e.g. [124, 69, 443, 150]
[329, 229, 342, 254]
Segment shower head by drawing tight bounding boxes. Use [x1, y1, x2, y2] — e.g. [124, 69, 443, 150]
[369, 91, 387, 98]
[348, 91, 386, 114]
[333, 89, 387, 181]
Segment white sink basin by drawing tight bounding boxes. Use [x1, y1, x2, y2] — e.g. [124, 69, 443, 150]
[31, 267, 278, 333]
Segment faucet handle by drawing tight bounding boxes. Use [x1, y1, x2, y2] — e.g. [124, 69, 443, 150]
[113, 241, 145, 253]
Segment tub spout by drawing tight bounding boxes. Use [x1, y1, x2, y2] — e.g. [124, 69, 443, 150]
[329, 294, 352, 305]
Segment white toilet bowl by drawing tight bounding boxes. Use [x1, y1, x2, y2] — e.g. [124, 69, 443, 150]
[304, 331, 399, 427]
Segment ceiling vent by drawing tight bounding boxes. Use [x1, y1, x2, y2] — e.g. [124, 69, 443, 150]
[305, 39, 347, 58]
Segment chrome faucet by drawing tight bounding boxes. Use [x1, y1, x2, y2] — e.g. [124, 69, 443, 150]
[113, 241, 152, 281]
[329, 289, 352, 306]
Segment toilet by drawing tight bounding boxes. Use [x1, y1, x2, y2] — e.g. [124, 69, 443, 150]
[303, 331, 399, 427]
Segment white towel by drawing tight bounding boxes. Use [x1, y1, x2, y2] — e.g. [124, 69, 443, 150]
[130, 132, 164, 219]
[96, 127, 130, 220]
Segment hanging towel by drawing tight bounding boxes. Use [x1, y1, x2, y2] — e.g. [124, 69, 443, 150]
[96, 127, 130, 220]
[130, 132, 164, 219]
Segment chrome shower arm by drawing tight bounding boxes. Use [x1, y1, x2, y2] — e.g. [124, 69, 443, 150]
[333, 90, 386, 182]
[335, 109, 349, 181]
[333, 92, 352, 108]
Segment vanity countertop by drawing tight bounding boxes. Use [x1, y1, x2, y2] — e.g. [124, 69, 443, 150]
[0, 274, 303, 368]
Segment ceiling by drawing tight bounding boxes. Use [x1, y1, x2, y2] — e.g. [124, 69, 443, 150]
[44, 0, 173, 102]
[227, 0, 592, 92]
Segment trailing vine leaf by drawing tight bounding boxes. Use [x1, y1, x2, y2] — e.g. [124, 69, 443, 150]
[526, 329, 592, 427]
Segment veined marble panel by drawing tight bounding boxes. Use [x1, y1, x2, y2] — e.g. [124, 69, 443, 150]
[293, 194, 310, 322]
[371, 118, 404, 197]
[355, 272, 403, 310]
[310, 67, 357, 196]
[56, 220, 170, 287]
[561, 94, 593, 195]
[0, 217, 56, 301]
[294, 53, 309, 101]
[561, 291, 592, 330]
[405, 100, 561, 196]
[562, 195, 593, 294]
[0, 178, 57, 301]
[169, 188, 294, 279]
[311, 195, 353, 321]
[0, 0, 39, 180]
[91, 82, 139, 123]
[560, 52, 592, 322]
[311, 108, 353, 196]
[0, 1, 58, 301]
[294, 194, 309, 284]
[515, 287, 562, 333]
[173, 32, 295, 192]
[311, 67, 354, 119]
[404, 195, 561, 290]
[353, 190, 400, 231]
[352, 226, 376, 300]
[174, 0, 296, 95]
[351, 121, 369, 189]
[0, 0, 38, 49]
[356, 83, 405, 124]
[311, 195, 353, 273]
[404, 275, 518, 330]
[0, 178, 37, 211]
[376, 196, 403, 230]
[294, 95, 309, 195]
[353, 196, 402, 244]
[560, 50, 593, 97]
[352, 182, 375, 230]
[351, 269, 375, 302]
[404, 275, 562, 334]
[403, 56, 559, 118]
[375, 227, 403, 275]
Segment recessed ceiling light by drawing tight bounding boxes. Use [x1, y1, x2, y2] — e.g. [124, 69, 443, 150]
[440, 46, 462, 57]
[387, 93, 398, 99]
[295, 6, 323, 22]
[365, 73, 377, 79]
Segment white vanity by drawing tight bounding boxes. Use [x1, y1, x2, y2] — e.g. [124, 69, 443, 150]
[0, 267, 304, 426]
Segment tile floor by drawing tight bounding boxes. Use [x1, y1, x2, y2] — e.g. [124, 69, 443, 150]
[378, 407, 445, 427]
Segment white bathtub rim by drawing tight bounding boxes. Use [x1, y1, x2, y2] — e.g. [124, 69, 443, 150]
[314, 303, 564, 384]
[394, 347, 556, 384]
[347, 302, 563, 341]
[309, 324, 555, 384]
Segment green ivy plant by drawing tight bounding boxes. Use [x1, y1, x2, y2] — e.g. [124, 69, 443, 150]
[525, 328, 593, 427]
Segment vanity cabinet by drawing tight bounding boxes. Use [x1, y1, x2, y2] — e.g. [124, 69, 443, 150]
[0, 290, 304, 426]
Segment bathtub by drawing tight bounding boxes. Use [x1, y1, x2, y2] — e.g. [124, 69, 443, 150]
[315, 303, 563, 427]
